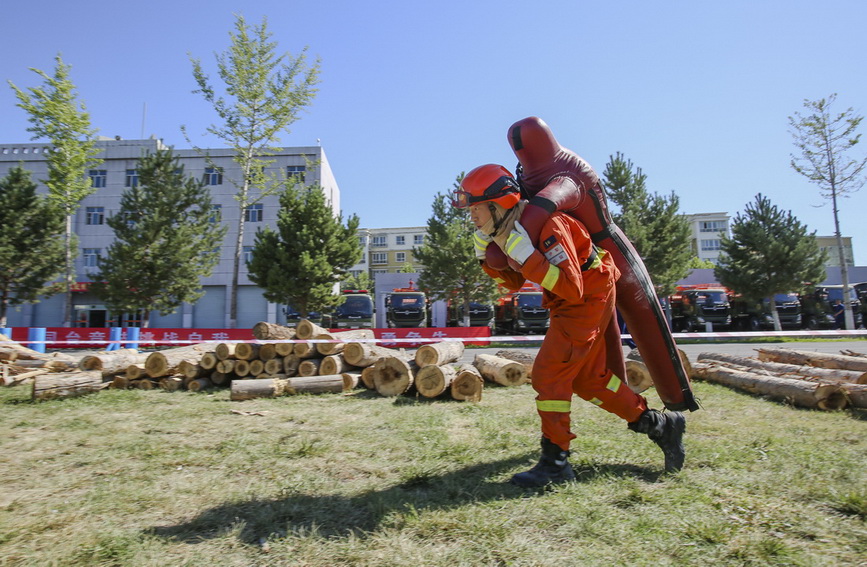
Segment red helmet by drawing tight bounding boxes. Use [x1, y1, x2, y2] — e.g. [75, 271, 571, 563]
[452, 164, 520, 209]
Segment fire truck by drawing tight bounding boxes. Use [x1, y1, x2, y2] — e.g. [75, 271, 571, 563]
[447, 300, 495, 329]
[668, 284, 732, 332]
[494, 283, 549, 334]
[385, 282, 428, 328]
[729, 292, 802, 331]
[801, 285, 863, 329]
[330, 289, 375, 329]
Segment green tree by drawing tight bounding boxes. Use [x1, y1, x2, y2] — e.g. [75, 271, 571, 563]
[602, 153, 693, 296]
[0, 166, 66, 327]
[9, 54, 102, 326]
[247, 183, 360, 317]
[714, 194, 826, 331]
[414, 177, 500, 326]
[89, 149, 227, 328]
[789, 93, 866, 329]
[187, 14, 321, 328]
[342, 271, 373, 292]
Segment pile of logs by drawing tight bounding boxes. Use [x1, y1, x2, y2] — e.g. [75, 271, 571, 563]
[692, 347, 867, 410]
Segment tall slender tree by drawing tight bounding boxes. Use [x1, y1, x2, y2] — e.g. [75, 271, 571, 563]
[186, 14, 321, 327]
[89, 149, 227, 328]
[714, 194, 826, 330]
[9, 54, 102, 326]
[247, 182, 360, 318]
[415, 177, 500, 326]
[0, 166, 66, 327]
[789, 93, 866, 329]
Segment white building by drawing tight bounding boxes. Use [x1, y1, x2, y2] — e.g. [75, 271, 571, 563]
[685, 212, 730, 264]
[0, 137, 340, 329]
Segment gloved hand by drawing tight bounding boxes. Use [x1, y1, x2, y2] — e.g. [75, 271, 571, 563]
[473, 230, 493, 260]
[504, 221, 535, 266]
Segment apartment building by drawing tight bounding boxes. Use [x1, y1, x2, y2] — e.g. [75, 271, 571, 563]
[351, 227, 427, 278]
[685, 212, 730, 264]
[815, 236, 855, 267]
[0, 136, 340, 329]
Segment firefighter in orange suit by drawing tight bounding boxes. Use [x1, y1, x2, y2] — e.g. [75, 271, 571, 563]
[454, 164, 685, 487]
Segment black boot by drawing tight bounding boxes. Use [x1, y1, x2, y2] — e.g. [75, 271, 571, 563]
[510, 437, 576, 488]
[628, 409, 686, 473]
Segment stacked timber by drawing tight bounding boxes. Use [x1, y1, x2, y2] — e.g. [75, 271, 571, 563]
[693, 347, 867, 410]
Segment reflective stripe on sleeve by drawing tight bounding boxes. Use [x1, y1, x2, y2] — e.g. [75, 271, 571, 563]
[541, 265, 560, 290]
[606, 374, 622, 393]
[536, 399, 571, 413]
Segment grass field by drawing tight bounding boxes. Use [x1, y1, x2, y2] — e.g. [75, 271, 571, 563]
[1, 368, 866, 566]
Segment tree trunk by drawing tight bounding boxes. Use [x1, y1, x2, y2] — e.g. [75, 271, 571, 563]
[258, 343, 278, 361]
[283, 354, 301, 377]
[215, 342, 238, 361]
[210, 371, 233, 386]
[252, 322, 297, 341]
[110, 375, 130, 389]
[756, 347, 867, 372]
[159, 376, 184, 391]
[145, 343, 220, 378]
[298, 358, 323, 377]
[320, 354, 360, 376]
[698, 352, 867, 384]
[415, 341, 465, 367]
[231, 377, 287, 400]
[32, 371, 106, 401]
[315, 329, 376, 356]
[451, 364, 484, 402]
[126, 364, 148, 380]
[233, 359, 252, 377]
[360, 366, 377, 389]
[284, 374, 346, 395]
[296, 319, 329, 340]
[628, 347, 692, 378]
[495, 349, 536, 378]
[294, 341, 319, 358]
[216, 359, 236, 374]
[234, 342, 260, 361]
[78, 349, 148, 377]
[275, 342, 295, 356]
[625, 360, 653, 394]
[178, 360, 209, 381]
[473, 353, 527, 387]
[692, 362, 848, 410]
[263, 358, 283, 375]
[248, 359, 265, 377]
[372, 356, 418, 396]
[187, 377, 212, 392]
[415, 364, 457, 398]
[343, 342, 404, 367]
[342, 372, 362, 390]
[200, 352, 219, 371]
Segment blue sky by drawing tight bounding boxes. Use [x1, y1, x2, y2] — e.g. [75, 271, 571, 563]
[2, 0, 866, 264]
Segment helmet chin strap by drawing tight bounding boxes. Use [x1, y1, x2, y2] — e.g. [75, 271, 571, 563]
[488, 203, 516, 238]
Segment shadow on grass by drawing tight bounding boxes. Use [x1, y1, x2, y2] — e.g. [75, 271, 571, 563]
[146, 455, 658, 544]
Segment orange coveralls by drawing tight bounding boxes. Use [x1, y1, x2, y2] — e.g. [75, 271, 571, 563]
[483, 212, 648, 451]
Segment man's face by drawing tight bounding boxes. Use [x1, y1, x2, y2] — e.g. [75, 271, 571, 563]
[469, 203, 492, 230]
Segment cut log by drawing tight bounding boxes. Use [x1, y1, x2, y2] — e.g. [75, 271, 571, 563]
[415, 364, 457, 398]
[187, 377, 212, 392]
[110, 375, 130, 389]
[178, 360, 209, 381]
[473, 354, 527, 387]
[252, 322, 297, 341]
[495, 349, 536, 378]
[131, 378, 156, 390]
[258, 343, 278, 361]
[32, 371, 106, 401]
[216, 359, 236, 374]
[342, 372, 362, 389]
[628, 347, 692, 378]
[159, 376, 184, 391]
[320, 354, 360, 376]
[210, 371, 233, 386]
[343, 342, 404, 367]
[215, 342, 238, 360]
[78, 349, 148, 377]
[233, 359, 252, 377]
[692, 361, 848, 410]
[263, 358, 283, 375]
[415, 341, 465, 367]
[451, 364, 484, 402]
[294, 341, 319, 358]
[200, 352, 219, 371]
[298, 358, 323, 377]
[274, 342, 295, 356]
[145, 343, 219, 378]
[698, 352, 867, 384]
[248, 359, 265, 376]
[840, 349, 867, 359]
[315, 329, 376, 355]
[841, 383, 867, 408]
[372, 356, 418, 396]
[234, 342, 260, 361]
[757, 347, 867, 372]
[283, 355, 300, 377]
[284, 374, 347, 395]
[231, 377, 289, 400]
[360, 366, 377, 389]
[295, 319, 329, 340]
[625, 360, 653, 394]
[2, 368, 48, 387]
[126, 364, 148, 380]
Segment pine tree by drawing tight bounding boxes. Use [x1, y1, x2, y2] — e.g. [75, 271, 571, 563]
[714, 193, 826, 330]
[90, 149, 227, 327]
[0, 166, 66, 327]
[414, 178, 500, 326]
[247, 183, 360, 317]
[602, 153, 692, 296]
[9, 54, 102, 326]
[186, 14, 321, 328]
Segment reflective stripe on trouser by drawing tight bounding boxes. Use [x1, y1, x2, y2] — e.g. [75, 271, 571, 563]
[532, 286, 647, 450]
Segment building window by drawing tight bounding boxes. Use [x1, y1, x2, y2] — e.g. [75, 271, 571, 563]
[395, 252, 406, 263]
[89, 170, 107, 188]
[414, 234, 425, 245]
[372, 269, 388, 275]
[396, 235, 405, 246]
[243, 246, 254, 264]
[359, 255, 366, 264]
[700, 221, 727, 233]
[287, 165, 306, 183]
[210, 204, 222, 223]
[83, 248, 101, 267]
[372, 235, 387, 247]
[85, 206, 104, 225]
[700, 239, 722, 251]
[125, 169, 139, 187]
[203, 167, 223, 185]
[245, 203, 263, 222]
[371, 252, 387, 264]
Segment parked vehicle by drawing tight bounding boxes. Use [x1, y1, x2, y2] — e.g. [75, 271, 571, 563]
[330, 290, 375, 329]
[822, 285, 863, 328]
[447, 300, 494, 328]
[385, 283, 428, 328]
[798, 285, 864, 329]
[730, 292, 802, 331]
[494, 283, 549, 334]
[283, 305, 321, 328]
[669, 285, 732, 332]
